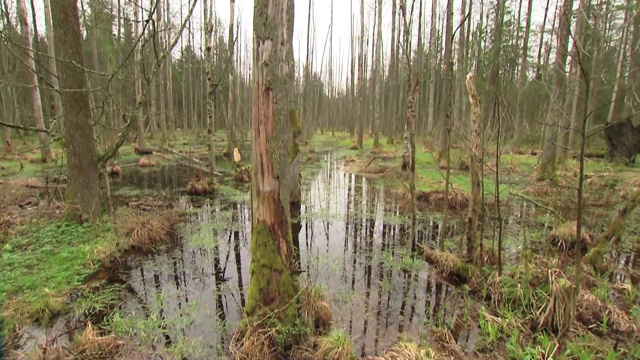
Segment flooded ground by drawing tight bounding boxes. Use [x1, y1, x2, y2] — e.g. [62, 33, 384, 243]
[107, 154, 517, 358]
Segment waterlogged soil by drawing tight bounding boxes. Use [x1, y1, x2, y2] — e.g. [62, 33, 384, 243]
[95, 154, 550, 359]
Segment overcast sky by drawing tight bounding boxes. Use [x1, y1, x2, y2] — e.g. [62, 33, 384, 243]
[13, 0, 557, 87]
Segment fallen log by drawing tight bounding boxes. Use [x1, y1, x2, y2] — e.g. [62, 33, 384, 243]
[153, 152, 226, 177]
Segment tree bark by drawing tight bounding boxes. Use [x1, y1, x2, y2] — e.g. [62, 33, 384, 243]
[17, 0, 52, 162]
[43, 0, 63, 133]
[537, 0, 573, 181]
[356, 0, 365, 149]
[466, 73, 483, 265]
[246, 0, 298, 322]
[203, 0, 216, 171]
[134, 0, 145, 148]
[438, 0, 454, 163]
[225, 0, 237, 155]
[51, 0, 102, 222]
[566, 0, 589, 154]
[372, 0, 383, 149]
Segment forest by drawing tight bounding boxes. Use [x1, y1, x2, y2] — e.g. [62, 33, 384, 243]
[0, 0, 639, 358]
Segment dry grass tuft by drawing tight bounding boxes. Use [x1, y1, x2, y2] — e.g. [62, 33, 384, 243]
[349, 143, 359, 150]
[186, 173, 214, 195]
[416, 190, 469, 210]
[118, 209, 180, 250]
[229, 322, 279, 360]
[106, 161, 121, 176]
[576, 290, 636, 334]
[381, 341, 435, 360]
[234, 166, 252, 183]
[417, 244, 477, 285]
[300, 287, 332, 335]
[547, 221, 594, 256]
[537, 269, 578, 334]
[71, 322, 122, 359]
[137, 156, 156, 167]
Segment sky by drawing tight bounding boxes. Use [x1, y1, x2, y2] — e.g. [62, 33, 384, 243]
[10, 0, 556, 88]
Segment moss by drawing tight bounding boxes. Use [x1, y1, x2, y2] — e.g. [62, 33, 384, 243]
[246, 221, 298, 323]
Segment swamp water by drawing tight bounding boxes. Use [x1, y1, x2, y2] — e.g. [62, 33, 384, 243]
[15, 154, 544, 358]
[108, 154, 544, 359]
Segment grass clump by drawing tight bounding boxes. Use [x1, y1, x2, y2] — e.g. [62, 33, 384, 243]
[314, 329, 355, 360]
[186, 173, 216, 196]
[115, 208, 180, 251]
[299, 286, 332, 335]
[380, 340, 434, 360]
[0, 220, 120, 324]
[136, 156, 156, 167]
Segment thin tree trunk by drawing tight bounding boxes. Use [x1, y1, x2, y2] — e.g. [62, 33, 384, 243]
[165, 0, 174, 134]
[516, 0, 534, 138]
[44, 0, 63, 132]
[372, 0, 383, 149]
[357, 0, 365, 149]
[465, 73, 483, 265]
[535, 0, 552, 81]
[17, 0, 52, 162]
[438, 0, 454, 163]
[426, 0, 438, 135]
[566, 0, 589, 156]
[225, 0, 237, 155]
[204, 0, 216, 170]
[134, 0, 145, 148]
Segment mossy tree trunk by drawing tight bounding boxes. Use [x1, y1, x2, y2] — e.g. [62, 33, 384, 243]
[51, 0, 101, 222]
[247, 0, 298, 323]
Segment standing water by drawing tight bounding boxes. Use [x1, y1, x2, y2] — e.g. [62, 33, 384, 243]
[114, 154, 477, 358]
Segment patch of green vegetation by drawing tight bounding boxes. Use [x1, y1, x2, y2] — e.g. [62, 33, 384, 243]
[218, 184, 249, 203]
[69, 283, 123, 321]
[0, 219, 121, 323]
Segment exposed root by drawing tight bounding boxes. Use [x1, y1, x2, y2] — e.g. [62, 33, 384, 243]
[576, 290, 636, 334]
[415, 190, 469, 210]
[416, 244, 478, 285]
[537, 269, 577, 334]
[136, 156, 156, 167]
[547, 221, 594, 256]
[117, 209, 180, 250]
[234, 166, 252, 183]
[300, 286, 332, 335]
[186, 173, 215, 195]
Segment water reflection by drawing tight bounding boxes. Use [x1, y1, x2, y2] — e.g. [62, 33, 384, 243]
[121, 154, 476, 358]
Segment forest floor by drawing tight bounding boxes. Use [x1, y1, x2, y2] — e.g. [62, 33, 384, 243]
[1, 131, 639, 359]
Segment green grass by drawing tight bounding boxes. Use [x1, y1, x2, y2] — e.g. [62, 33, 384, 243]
[0, 219, 121, 323]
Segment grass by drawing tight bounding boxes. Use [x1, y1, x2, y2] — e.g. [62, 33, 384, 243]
[0, 219, 121, 324]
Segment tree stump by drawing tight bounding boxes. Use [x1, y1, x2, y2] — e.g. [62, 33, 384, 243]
[604, 117, 640, 164]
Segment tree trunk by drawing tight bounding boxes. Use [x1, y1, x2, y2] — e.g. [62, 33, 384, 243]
[537, 0, 573, 181]
[426, 0, 438, 135]
[438, 0, 454, 163]
[134, 0, 145, 148]
[165, 0, 174, 135]
[44, 0, 63, 133]
[225, 0, 237, 155]
[372, 0, 383, 149]
[204, 0, 216, 170]
[17, 0, 52, 162]
[246, 0, 298, 322]
[535, 0, 552, 81]
[465, 73, 483, 265]
[51, 0, 101, 222]
[565, 0, 589, 155]
[515, 0, 533, 138]
[356, 0, 365, 149]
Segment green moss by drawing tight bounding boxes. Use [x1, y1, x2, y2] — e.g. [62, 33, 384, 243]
[246, 221, 298, 323]
[290, 109, 301, 163]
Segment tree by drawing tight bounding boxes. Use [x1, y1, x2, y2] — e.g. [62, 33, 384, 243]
[43, 0, 63, 133]
[134, 0, 145, 148]
[225, 0, 237, 156]
[17, 0, 52, 162]
[356, 0, 365, 149]
[246, 0, 298, 321]
[537, 0, 573, 180]
[372, 0, 383, 150]
[51, 0, 102, 222]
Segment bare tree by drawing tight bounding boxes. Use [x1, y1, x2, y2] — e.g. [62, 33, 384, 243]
[17, 0, 52, 162]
